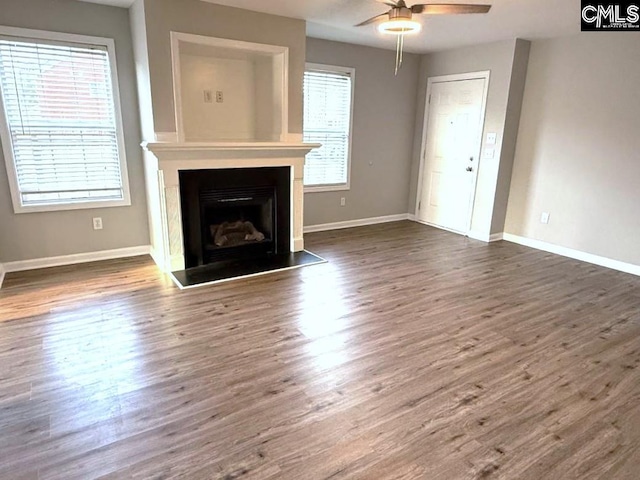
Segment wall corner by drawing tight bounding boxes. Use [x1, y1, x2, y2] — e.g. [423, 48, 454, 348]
[489, 38, 532, 234]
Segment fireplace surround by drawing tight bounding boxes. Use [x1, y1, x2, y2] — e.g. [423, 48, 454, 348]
[141, 142, 318, 274]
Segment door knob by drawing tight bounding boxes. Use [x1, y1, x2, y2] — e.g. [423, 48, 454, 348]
[466, 167, 473, 172]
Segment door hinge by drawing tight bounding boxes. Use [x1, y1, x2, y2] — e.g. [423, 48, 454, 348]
[428, 94, 431, 104]
[418, 201, 421, 210]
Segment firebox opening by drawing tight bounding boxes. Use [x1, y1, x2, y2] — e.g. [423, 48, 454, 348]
[200, 186, 276, 262]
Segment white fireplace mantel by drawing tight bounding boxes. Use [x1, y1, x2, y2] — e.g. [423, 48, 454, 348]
[142, 141, 319, 158]
[141, 141, 320, 273]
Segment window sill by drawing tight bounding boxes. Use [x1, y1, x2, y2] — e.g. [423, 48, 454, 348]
[304, 183, 350, 194]
[12, 197, 131, 214]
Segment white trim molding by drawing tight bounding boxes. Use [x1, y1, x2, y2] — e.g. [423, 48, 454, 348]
[141, 141, 318, 158]
[468, 231, 504, 243]
[503, 233, 640, 277]
[154, 132, 180, 143]
[1, 246, 151, 274]
[0, 263, 5, 289]
[304, 214, 411, 233]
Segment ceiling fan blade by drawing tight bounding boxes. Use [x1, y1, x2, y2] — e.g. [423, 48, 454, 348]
[377, 0, 399, 6]
[355, 13, 389, 27]
[411, 4, 492, 15]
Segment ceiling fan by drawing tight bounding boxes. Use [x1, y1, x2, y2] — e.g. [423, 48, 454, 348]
[356, 1, 492, 74]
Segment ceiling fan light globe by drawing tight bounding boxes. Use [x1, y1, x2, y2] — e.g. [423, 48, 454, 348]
[378, 19, 422, 34]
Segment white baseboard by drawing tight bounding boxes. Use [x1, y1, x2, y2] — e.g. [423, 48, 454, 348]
[503, 233, 640, 277]
[411, 220, 503, 244]
[0, 263, 5, 289]
[467, 231, 504, 243]
[2, 245, 151, 274]
[304, 213, 411, 233]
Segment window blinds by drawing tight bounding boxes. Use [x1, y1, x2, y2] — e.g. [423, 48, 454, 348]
[0, 37, 125, 207]
[303, 69, 352, 187]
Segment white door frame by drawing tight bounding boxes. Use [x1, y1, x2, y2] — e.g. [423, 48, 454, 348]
[414, 71, 491, 235]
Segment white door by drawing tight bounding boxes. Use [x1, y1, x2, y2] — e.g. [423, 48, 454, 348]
[417, 77, 486, 233]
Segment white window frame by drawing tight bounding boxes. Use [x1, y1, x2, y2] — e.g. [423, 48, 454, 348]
[303, 62, 355, 193]
[0, 26, 131, 214]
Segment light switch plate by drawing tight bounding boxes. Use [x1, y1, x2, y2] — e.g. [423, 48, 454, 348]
[540, 212, 550, 224]
[486, 132, 497, 145]
[203, 90, 213, 103]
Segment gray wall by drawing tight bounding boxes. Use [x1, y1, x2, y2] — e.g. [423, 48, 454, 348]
[408, 39, 528, 237]
[129, 0, 154, 140]
[305, 38, 419, 226]
[505, 33, 640, 266]
[135, 0, 306, 137]
[0, 0, 149, 263]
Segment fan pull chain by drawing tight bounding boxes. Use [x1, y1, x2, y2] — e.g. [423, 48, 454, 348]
[394, 29, 406, 76]
[395, 34, 400, 75]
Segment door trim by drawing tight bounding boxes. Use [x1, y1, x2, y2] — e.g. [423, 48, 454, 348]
[414, 70, 491, 235]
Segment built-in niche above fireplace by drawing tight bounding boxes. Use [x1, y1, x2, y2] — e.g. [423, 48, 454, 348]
[180, 167, 291, 269]
[171, 33, 288, 143]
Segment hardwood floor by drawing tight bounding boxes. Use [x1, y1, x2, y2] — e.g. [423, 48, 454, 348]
[1, 221, 640, 479]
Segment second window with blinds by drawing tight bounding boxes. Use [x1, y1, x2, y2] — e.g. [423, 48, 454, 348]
[303, 63, 354, 192]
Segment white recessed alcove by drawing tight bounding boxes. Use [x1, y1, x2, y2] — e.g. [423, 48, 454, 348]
[171, 32, 288, 143]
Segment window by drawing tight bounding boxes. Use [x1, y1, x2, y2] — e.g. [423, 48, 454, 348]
[303, 63, 354, 191]
[0, 27, 130, 213]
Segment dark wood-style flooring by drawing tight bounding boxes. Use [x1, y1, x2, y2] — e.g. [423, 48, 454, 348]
[1, 221, 640, 479]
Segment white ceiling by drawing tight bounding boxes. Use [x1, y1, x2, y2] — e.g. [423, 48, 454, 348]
[78, 0, 580, 54]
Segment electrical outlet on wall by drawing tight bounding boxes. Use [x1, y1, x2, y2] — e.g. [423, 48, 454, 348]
[216, 90, 224, 103]
[540, 212, 550, 224]
[93, 217, 103, 230]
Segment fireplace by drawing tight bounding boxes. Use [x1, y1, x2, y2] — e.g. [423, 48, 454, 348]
[180, 167, 291, 269]
[141, 142, 319, 276]
[137, 33, 321, 286]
